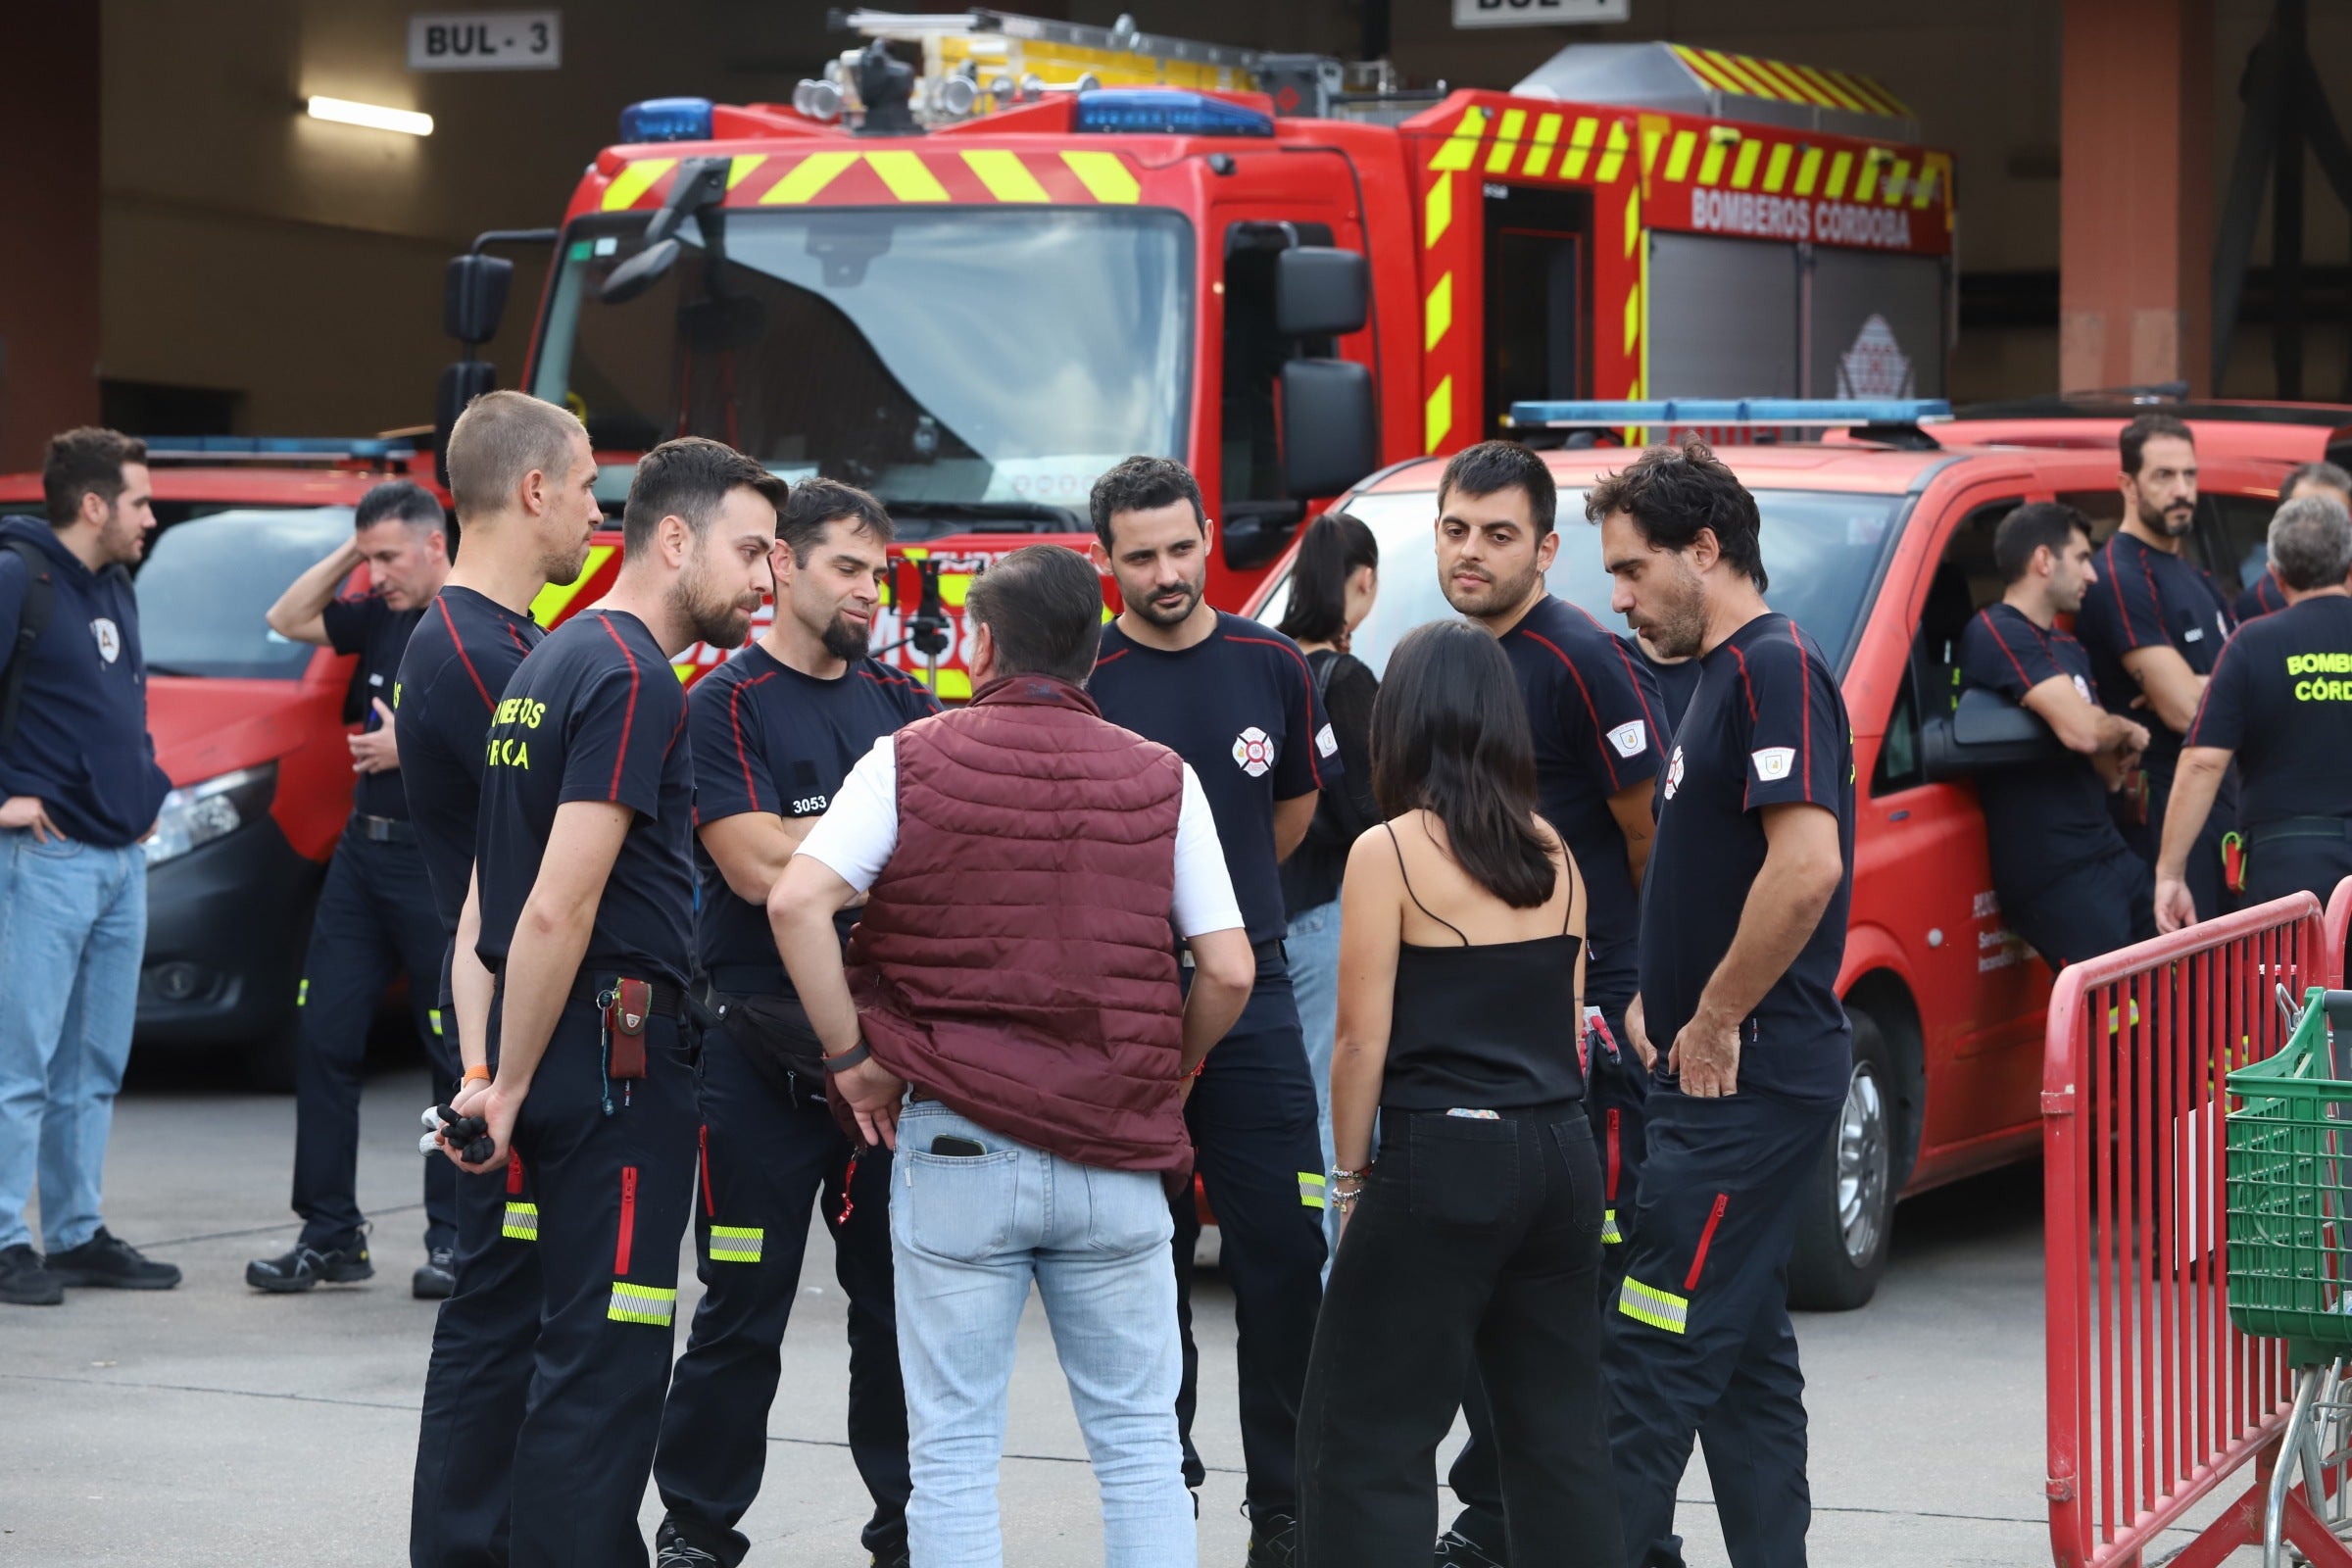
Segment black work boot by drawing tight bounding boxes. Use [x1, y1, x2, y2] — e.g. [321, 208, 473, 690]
[1245, 1504, 1298, 1568]
[412, 1246, 457, 1299]
[245, 1236, 370, 1294]
[1436, 1529, 1509, 1567]
[0, 1244, 64, 1305]
[48, 1228, 181, 1290]
[653, 1515, 739, 1567]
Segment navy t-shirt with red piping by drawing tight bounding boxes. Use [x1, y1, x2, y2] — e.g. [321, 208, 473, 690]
[322, 594, 424, 822]
[472, 609, 695, 988]
[688, 644, 938, 992]
[1639, 612, 1854, 1103]
[2236, 568, 2287, 625]
[392, 585, 543, 936]
[2185, 594, 2352, 830]
[1091, 610, 1338, 947]
[2072, 528, 2236, 779]
[1497, 593, 1670, 1010]
[1957, 602, 2135, 894]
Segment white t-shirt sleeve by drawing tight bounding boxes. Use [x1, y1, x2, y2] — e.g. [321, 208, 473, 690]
[1170, 763, 1245, 939]
[795, 734, 900, 893]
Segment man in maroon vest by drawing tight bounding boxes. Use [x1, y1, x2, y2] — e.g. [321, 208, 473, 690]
[770, 544, 1256, 1567]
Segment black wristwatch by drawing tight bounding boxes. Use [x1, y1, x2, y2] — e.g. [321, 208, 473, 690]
[822, 1040, 872, 1074]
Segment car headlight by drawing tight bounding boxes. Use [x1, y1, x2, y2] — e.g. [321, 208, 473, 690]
[144, 763, 277, 866]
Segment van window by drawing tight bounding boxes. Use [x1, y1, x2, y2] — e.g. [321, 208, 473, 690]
[2059, 487, 2277, 592]
[1876, 498, 2022, 797]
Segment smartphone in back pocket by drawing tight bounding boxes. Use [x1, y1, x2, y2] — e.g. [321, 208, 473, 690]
[931, 1135, 987, 1158]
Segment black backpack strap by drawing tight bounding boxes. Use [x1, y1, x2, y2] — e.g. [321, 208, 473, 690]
[0, 537, 56, 751]
[1309, 647, 1342, 706]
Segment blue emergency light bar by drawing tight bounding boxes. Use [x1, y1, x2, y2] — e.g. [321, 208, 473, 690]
[140, 436, 416, 460]
[620, 97, 715, 144]
[1508, 399, 1953, 428]
[1073, 88, 1273, 138]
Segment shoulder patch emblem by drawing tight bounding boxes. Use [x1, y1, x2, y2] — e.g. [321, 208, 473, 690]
[1606, 719, 1646, 759]
[90, 618, 121, 664]
[1315, 722, 1338, 759]
[1751, 746, 1795, 782]
[1663, 745, 1686, 801]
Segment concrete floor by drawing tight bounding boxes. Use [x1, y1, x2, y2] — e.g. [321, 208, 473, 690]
[0, 1058, 2167, 1566]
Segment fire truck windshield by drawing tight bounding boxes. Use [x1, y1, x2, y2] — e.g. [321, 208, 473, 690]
[530, 207, 1195, 530]
[1259, 485, 1904, 677]
[134, 505, 358, 679]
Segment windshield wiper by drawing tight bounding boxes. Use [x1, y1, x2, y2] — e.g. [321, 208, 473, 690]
[881, 498, 1084, 533]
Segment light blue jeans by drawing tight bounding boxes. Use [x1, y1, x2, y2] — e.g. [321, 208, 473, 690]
[890, 1098, 1194, 1568]
[0, 830, 147, 1254]
[1285, 899, 1344, 1267]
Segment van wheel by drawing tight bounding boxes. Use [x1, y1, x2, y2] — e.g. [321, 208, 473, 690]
[1787, 1011, 1896, 1311]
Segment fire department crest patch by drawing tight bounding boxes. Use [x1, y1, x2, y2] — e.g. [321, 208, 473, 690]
[91, 618, 121, 664]
[1232, 726, 1276, 778]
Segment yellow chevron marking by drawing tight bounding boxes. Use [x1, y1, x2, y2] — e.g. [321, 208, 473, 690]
[865, 149, 949, 202]
[1915, 152, 1951, 213]
[1796, 64, 1869, 114]
[529, 545, 615, 626]
[1624, 283, 1641, 356]
[1485, 108, 1526, 173]
[724, 154, 765, 189]
[1061, 150, 1140, 203]
[1425, 375, 1453, 453]
[1624, 186, 1640, 257]
[1425, 271, 1452, 352]
[1855, 149, 1884, 202]
[1672, 44, 1740, 96]
[1705, 50, 1777, 100]
[760, 150, 857, 204]
[1522, 112, 1562, 177]
[601, 159, 675, 211]
[1424, 172, 1451, 246]
[1696, 131, 1734, 186]
[1662, 130, 1696, 183]
[1596, 121, 1630, 182]
[1794, 146, 1824, 196]
[1824, 149, 1853, 200]
[1565, 116, 1601, 179]
[1428, 107, 1489, 172]
[1731, 139, 1763, 190]
[961, 149, 1050, 202]
[1762, 142, 1793, 193]
[1883, 156, 1911, 205]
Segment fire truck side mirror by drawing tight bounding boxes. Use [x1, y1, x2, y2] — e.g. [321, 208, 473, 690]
[1274, 247, 1368, 340]
[1279, 359, 1377, 501]
[445, 254, 514, 347]
[432, 362, 498, 488]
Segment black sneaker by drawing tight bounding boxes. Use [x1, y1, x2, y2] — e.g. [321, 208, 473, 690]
[1435, 1530, 1508, 1567]
[412, 1247, 457, 1299]
[1245, 1506, 1298, 1568]
[245, 1237, 370, 1294]
[869, 1551, 910, 1568]
[48, 1228, 180, 1291]
[652, 1517, 734, 1568]
[0, 1244, 63, 1305]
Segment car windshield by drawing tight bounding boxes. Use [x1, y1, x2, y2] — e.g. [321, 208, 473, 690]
[530, 207, 1195, 531]
[1255, 485, 1906, 677]
[135, 506, 354, 679]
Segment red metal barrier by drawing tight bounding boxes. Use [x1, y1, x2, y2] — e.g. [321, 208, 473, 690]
[2043, 891, 2335, 1567]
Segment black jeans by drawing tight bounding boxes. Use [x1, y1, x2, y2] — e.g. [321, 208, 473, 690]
[1298, 1106, 1622, 1568]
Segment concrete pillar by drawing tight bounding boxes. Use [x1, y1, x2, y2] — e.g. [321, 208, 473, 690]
[0, 4, 101, 469]
[2059, 0, 2215, 393]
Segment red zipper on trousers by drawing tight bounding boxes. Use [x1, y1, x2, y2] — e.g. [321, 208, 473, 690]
[1685, 1193, 1729, 1291]
[615, 1166, 639, 1276]
[1605, 1110, 1622, 1201]
[698, 1125, 715, 1218]
[506, 1152, 525, 1197]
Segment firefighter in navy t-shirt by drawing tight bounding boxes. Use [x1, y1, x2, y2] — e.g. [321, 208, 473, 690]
[2234, 462, 2351, 624]
[400, 390, 603, 1568]
[2159, 494, 2352, 928]
[1958, 502, 2155, 967]
[1592, 440, 1855, 1568]
[2072, 415, 2240, 919]
[247, 480, 457, 1298]
[446, 438, 781, 1565]
[651, 480, 933, 1568]
[1086, 456, 1333, 1560]
[1431, 440, 1669, 1567]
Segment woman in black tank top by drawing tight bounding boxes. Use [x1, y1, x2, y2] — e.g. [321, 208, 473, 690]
[1297, 622, 1622, 1566]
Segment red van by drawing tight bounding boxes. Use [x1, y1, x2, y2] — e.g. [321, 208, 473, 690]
[1246, 414, 2314, 1307]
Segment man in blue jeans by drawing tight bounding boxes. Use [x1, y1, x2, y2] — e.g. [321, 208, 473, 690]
[0, 427, 179, 1306]
[771, 546, 1255, 1568]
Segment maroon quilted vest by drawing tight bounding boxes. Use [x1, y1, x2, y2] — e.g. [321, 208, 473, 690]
[846, 672, 1191, 1173]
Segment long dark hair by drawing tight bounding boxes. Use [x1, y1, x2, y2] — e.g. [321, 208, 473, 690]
[1276, 511, 1379, 645]
[1369, 620, 1557, 908]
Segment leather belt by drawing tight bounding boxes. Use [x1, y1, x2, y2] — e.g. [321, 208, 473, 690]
[567, 973, 686, 1018]
[2247, 816, 2352, 846]
[353, 814, 417, 845]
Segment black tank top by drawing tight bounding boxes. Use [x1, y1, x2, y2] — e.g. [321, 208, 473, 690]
[1379, 824, 1589, 1112]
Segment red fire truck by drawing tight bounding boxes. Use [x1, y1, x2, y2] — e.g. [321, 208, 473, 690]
[439, 10, 1957, 696]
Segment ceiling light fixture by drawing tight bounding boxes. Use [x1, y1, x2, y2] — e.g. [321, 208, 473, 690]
[306, 96, 433, 136]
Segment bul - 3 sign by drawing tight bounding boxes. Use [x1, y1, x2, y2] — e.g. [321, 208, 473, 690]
[1453, 0, 1629, 24]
